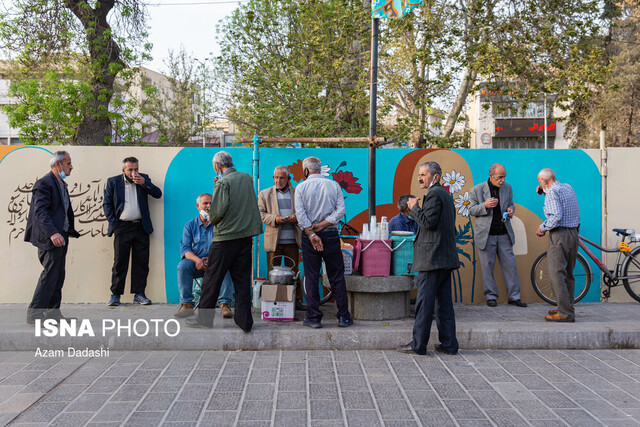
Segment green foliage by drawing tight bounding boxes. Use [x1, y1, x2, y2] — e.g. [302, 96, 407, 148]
[214, 0, 372, 143]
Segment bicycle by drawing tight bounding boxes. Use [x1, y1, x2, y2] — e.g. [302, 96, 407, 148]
[530, 227, 640, 305]
[295, 220, 359, 310]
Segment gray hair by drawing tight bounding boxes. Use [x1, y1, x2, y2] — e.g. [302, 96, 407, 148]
[274, 165, 290, 177]
[302, 157, 321, 172]
[397, 194, 415, 211]
[538, 168, 555, 180]
[196, 193, 212, 204]
[489, 163, 505, 176]
[49, 151, 69, 168]
[212, 151, 233, 168]
[420, 161, 442, 177]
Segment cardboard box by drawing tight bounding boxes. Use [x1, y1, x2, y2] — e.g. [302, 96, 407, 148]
[261, 284, 295, 321]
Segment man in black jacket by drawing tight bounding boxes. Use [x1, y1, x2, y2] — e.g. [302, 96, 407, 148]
[397, 161, 460, 355]
[103, 157, 162, 306]
[24, 151, 80, 324]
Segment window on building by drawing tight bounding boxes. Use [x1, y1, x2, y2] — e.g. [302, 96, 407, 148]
[10, 137, 21, 145]
[493, 137, 554, 149]
[492, 101, 550, 119]
[0, 137, 8, 145]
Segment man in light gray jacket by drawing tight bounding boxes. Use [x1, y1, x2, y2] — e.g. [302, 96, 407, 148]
[469, 164, 526, 307]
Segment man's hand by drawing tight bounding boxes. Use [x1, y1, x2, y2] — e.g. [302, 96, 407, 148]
[407, 197, 418, 210]
[310, 235, 323, 252]
[132, 173, 145, 186]
[50, 233, 65, 247]
[312, 220, 330, 233]
[536, 228, 546, 237]
[195, 257, 206, 271]
[201, 257, 208, 268]
[287, 214, 297, 224]
[275, 216, 287, 225]
[507, 207, 514, 218]
[484, 197, 498, 209]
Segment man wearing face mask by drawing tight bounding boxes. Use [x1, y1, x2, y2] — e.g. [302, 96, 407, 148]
[104, 157, 162, 306]
[258, 166, 301, 279]
[186, 151, 262, 330]
[388, 194, 419, 234]
[175, 193, 235, 318]
[25, 151, 81, 325]
[397, 161, 459, 355]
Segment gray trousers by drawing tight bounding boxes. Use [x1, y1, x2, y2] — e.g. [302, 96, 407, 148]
[478, 234, 521, 301]
[548, 228, 578, 319]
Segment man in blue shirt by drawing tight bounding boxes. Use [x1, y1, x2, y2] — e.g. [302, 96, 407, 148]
[176, 193, 234, 318]
[389, 194, 419, 234]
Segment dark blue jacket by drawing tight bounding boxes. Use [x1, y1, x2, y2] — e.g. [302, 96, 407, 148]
[24, 171, 80, 250]
[103, 173, 162, 236]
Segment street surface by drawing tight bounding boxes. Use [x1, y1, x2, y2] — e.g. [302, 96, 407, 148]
[1, 349, 639, 426]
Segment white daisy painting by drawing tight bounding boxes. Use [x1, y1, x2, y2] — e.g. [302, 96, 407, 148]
[442, 170, 465, 194]
[454, 192, 471, 217]
[321, 165, 331, 176]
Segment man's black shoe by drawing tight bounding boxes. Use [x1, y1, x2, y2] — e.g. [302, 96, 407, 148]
[486, 300, 497, 307]
[434, 344, 458, 355]
[303, 319, 322, 329]
[338, 317, 354, 327]
[396, 343, 426, 355]
[508, 299, 528, 307]
[185, 318, 213, 329]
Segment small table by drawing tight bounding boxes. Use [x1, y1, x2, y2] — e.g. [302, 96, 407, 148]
[344, 274, 416, 320]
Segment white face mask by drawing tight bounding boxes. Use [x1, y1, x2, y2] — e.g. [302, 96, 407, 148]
[428, 178, 438, 188]
[199, 209, 209, 220]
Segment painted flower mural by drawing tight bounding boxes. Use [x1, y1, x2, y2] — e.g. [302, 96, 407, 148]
[442, 170, 465, 194]
[454, 192, 471, 217]
[332, 171, 362, 194]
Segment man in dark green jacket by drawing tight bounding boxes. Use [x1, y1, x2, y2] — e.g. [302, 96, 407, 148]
[397, 161, 460, 355]
[186, 151, 262, 331]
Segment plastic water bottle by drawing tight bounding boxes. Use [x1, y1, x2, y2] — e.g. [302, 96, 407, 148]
[252, 278, 265, 309]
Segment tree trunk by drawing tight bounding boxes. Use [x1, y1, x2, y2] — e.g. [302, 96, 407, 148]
[442, 68, 477, 138]
[65, 0, 123, 145]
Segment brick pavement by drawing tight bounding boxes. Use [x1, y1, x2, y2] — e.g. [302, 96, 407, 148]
[2, 349, 640, 426]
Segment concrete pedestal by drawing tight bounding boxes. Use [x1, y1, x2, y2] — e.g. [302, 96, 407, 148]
[345, 274, 416, 320]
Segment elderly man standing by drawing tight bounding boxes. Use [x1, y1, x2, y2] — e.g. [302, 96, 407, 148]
[186, 151, 262, 331]
[389, 194, 419, 234]
[469, 164, 526, 308]
[104, 157, 162, 306]
[258, 166, 301, 277]
[295, 157, 353, 328]
[536, 168, 580, 322]
[175, 193, 234, 319]
[397, 161, 459, 355]
[25, 151, 80, 324]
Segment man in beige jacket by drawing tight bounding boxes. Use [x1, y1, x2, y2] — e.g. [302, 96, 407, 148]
[258, 166, 301, 278]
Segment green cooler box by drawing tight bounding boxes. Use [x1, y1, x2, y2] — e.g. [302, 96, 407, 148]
[391, 232, 417, 276]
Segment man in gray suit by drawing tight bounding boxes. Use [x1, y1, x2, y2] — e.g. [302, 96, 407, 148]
[469, 164, 526, 308]
[397, 161, 460, 355]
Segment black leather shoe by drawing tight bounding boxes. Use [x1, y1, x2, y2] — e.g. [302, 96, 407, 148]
[396, 344, 416, 354]
[303, 319, 322, 329]
[434, 344, 458, 355]
[487, 300, 497, 307]
[508, 299, 528, 307]
[338, 317, 354, 327]
[185, 318, 213, 329]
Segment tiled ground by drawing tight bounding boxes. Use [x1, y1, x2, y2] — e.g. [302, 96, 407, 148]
[2, 350, 640, 426]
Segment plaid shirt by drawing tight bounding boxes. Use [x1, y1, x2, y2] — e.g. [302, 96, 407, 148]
[540, 181, 580, 232]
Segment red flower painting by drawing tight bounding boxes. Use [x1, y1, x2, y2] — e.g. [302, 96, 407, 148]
[332, 171, 362, 194]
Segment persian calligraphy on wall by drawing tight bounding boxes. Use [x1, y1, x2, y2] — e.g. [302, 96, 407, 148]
[7, 178, 108, 245]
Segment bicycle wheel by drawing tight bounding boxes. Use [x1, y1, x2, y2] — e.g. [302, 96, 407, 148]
[622, 246, 640, 302]
[530, 252, 592, 305]
[296, 265, 333, 310]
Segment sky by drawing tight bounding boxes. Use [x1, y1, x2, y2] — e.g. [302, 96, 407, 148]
[144, 0, 246, 73]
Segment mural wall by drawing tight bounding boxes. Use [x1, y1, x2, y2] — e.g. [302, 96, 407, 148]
[1, 145, 612, 305]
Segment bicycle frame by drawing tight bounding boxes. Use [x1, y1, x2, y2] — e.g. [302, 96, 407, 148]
[578, 235, 640, 282]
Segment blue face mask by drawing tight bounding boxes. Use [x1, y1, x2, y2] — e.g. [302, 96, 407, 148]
[199, 209, 209, 220]
[58, 167, 67, 180]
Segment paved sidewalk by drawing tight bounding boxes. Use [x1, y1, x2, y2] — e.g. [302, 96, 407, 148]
[1, 302, 640, 351]
[2, 349, 640, 426]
